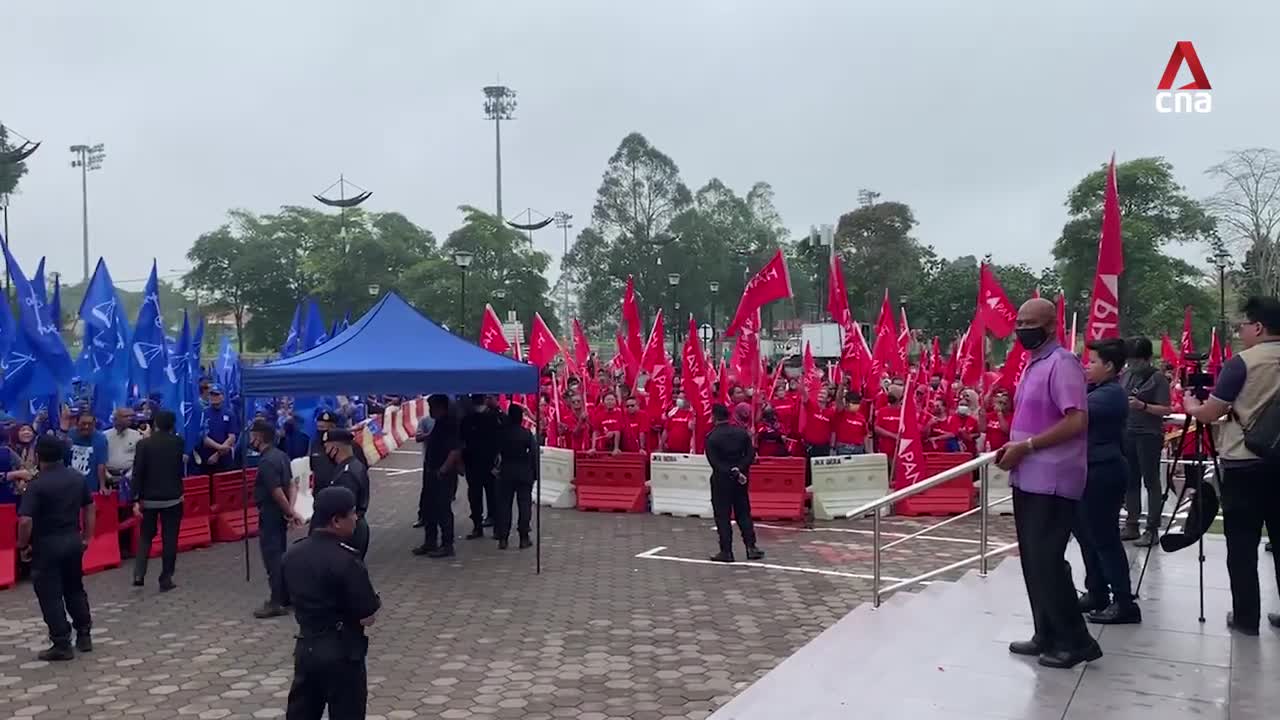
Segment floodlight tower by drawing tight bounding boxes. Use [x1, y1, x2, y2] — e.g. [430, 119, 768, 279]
[70, 143, 106, 281]
[483, 85, 517, 220]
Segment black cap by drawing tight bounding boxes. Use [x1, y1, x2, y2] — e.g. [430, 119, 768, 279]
[317, 410, 338, 424]
[321, 428, 354, 444]
[250, 418, 276, 435]
[312, 486, 356, 527]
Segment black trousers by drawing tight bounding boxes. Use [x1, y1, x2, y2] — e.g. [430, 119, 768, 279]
[1012, 488, 1093, 652]
[421, 471, 458, 548]
[710, 477, 757, 555]
[31, 536, 92, 645]
[465, 460, 496, 527]
[1074, 460, 1134, 606]
[259, 508, 288, 606]
[1123, 433, 1165, 532]
[286, 640, 367, 720]
[494, 473, 533, 540]
[1220, 461, 1280, 630]
[134, 503, 184, 583]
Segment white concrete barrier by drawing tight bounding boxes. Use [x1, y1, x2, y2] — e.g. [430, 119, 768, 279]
[649, 453, 713, 518]
[810, 453, 891, 520]
[538, 446, 576, 508]
[385, 406, 409, 449]
[403, 398, 420, 436]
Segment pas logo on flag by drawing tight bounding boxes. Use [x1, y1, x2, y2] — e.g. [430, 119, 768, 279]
[1156, 41, 1211, 114]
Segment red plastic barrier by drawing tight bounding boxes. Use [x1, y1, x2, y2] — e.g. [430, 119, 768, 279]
[574, 452, 648, 512]
[894, 452, 976, 517]
[401, 403, 417, 441]
[211, 470, 260, 542]
[132, 476, 214, 557]
[749, 457, 807, 521]
[372, 432, 389, 460]
[83, 492, 122, 575]
[0, 505, 15, 590]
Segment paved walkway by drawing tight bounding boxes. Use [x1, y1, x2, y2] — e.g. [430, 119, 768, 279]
[0, 447, 1015, 719]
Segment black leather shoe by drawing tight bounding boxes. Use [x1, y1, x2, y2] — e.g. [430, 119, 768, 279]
[1120, 526, 1141, 541]
[709, 552, 735, 563]
[1268, 613, 1280, 628]
[1088, 602, 1142, 625]
[1227, 612, 1260, 636]
[518, 536, 533, 549]
[75, 633, 92, 653]
[412, 519, 425, 529]
[482, 517, 494, 528]
[427, 546, 455, 559]
[466, 528, 485, 540]
[1008, 639, 1042, 656]
[746, 547, 765, 561]
[1038, 641, 1102, 669]
[159, 578, 177, 593]
[1077, 593, 1108, 614]
[131, 577, 145, 588]
[1134, 530, 1158, 548]
[253, 603, 288, 619]
[37, 645, 74, 662]
[497, 539, 509, 550]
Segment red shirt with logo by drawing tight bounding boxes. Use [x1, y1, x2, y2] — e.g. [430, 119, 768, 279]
[592, 408, 625, 451]
[802, 400, 835, 447]
[946, 414, 981, 454]
[621, 411, 648, 452]
[984, 412, 1011, 451]
[663, 407, 696, 454]
[771, 397, 799, 436]
[874, 404, 902, 454]
[834, 410, 868, 446]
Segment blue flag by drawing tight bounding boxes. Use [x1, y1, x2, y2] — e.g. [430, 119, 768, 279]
[214, 333, 241, 413]
[172, 313, 204, 455]
[189, 317, 205, 380]
[281, 303, 302, 358]
[303, 298, 327, 350]
[31, 257, 46, 304]
[51, 276, 62, 332]
[340, 310, 351, 333]
[78, 258, 132, 426]
[0, 272, 58, 419]
[129, 261, 169, 397]
[2, 242, 72, 386]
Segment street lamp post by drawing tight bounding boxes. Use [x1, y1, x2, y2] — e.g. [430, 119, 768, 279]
[454, 250, 474, 335]
[708, 280, 720, 360]
[668, 273, 681, 358]
[554, 211, 572, 321]
[69, 143, 105, 282]
[494, 287, 508, 318]
[1212, 248, 1232, 361]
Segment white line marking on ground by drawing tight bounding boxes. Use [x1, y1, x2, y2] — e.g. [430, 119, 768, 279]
[371, 468, 418, 476]
[391, 450, 420, 455]
[634, 546, 912, 583]
[748, 522, 986, 546]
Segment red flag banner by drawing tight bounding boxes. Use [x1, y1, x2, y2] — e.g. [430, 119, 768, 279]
[998, 335, 1029, 392]
[681, 314, 713, 452]
[479, 304, 510, 354]
[729, 310, 761, 386]
[572, 319, 591, 368]
[1179, 306, 1195, 367]
[897, 306, 912, 371]
[623, 275, 644, 363]
[1207, 327, 1223, 375]
[870, 290, 904, 381]
[802, 341, 823, 398]
[977, 263, 1018, 339]
[1054, 293, 1067, 347]
[1085, 154, 1124, 341]
[827, 253, 852, 325]
[639, 309, 667, 373]
[956, 310, 986, 388]
[891, 377, 926, 489]
[725, 249, 793, 337]
[527, 313, 561, 369]
[1160, 332, 1179, 368]
[545, 372, 563, 448]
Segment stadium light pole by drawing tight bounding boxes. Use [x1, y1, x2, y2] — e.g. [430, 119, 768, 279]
[668, 273, 681, 358]
[483, 85, 516, 220]
[70, 143, 105, 282]
[454, 250, 475, 336]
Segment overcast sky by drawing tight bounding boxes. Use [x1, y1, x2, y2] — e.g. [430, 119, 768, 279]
[2, 1, 1273, 291]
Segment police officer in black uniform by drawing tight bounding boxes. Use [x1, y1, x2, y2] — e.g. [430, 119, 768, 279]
[313, 429, 371, 559]
[460, 394, 502, 538]
[494, 404, 536, 550]
[413, 395, 462, 558]
[16, 435, 96, 661]
[310, 410, 369, 492]
[705, 403, 765, 563]
[281, 486, 381, 720]
[252, 419, 303, 619]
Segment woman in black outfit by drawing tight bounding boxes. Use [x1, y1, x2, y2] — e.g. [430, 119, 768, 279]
[1075, 339, 1141, 624]
[494, 404, 536, 550]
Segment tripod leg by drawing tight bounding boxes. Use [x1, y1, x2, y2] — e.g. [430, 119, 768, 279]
[1135, 413, 1193, 598]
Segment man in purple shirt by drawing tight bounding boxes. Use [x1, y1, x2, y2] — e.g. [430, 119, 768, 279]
[998, 298, 1100, 669]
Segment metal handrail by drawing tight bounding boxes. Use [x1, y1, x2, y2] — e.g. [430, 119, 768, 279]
[863, 451, 1007, 608]
[881, 493, 1012, 551]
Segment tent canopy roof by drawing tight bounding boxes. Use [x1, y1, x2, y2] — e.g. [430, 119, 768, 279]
[241, 293, 538, 397]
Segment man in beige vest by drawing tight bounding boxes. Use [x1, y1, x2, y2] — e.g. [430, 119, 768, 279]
[1185, 296, 1280, 636]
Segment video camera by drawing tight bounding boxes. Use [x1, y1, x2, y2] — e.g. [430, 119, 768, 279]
[1181, 352, 1215, 401]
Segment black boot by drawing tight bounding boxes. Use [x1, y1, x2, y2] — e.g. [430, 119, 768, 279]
[497, 538, 509, 550]
[518, 535, 533, 549]
[253, 602, 288, 619]
[1077, 592, 1108, 614]
[159, 577, 177, 593]
[75, 632, 93, 653]
[466, 527, 485, 540]
[1134, 530, 1158, 548]
[1120, 526, 1141, 542]
[1038, 640, 1103, 669]
[1088, 602, 1142, 625]
[1008, 639, 1042, 656]
[38, 644, 74, 662]
[427, 546, 456, 559]
[745, 546, 765, 561]
[709, 552, 734, 563]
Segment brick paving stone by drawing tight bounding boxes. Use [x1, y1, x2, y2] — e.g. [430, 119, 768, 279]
[0, 446, 1015, 718]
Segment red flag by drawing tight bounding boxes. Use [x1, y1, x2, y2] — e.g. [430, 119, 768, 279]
[802, 341, 823, 398]
[1179, 306, 1195, 367]
[956, 310, 986, 387]
[1225, 343, 1234, 360]
[527, 313, 561, 369]
[615, 332, 639, 383]
[977, 263, 1018, 339]
[891, 377, 927, 490]
[725, 249, 793, 337]
[479, 304, 510, 354]
[639, 309, 667, 373]
[545, 372, 563, 448]
[513, 333, 524, 362]
[897, 306, 912, 371]
[681, 315, 713, 451]
[827, 253, 852, 325]
[1207, 327, 1223, 375]
[870, 290, 904, 381]
[930, 337, 942, 373]
[1085, 154, 1124, 342]
[718, 358, 731, 404]
[572, 319, 591, 368]
[998, 336, 1029, 392]
[729, 310, 761, 386]
[622, 276, 644, 362]
[1160, 332, 1179, 368]
[830, 253, 871, 389]
[1054, 293, 1067, 348]
[649, 362, 674, 414]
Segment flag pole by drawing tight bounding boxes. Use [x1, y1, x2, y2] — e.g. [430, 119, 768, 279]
[536, 373, 546, 575]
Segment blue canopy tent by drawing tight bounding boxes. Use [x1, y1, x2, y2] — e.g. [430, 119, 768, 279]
[240, 292, 547, 573]
[243, 292, 538, 396]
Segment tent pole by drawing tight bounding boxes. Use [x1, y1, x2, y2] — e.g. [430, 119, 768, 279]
[535, 380, 543, 575]
[241, 415, 251, 582]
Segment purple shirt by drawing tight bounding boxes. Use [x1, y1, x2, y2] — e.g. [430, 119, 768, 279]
[1009, 342, 1088, 499]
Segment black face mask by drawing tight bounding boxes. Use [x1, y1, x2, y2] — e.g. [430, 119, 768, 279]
[1015, 326, 1050, 350]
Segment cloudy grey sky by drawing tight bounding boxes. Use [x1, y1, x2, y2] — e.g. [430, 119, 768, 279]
[3, 0, 1273, 291]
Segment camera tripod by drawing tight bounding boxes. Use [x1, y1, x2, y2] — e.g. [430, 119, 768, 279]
[1133, 409, 1221, 624]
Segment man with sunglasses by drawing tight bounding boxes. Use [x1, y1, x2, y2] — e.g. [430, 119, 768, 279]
[1185, 296, 1280, 636]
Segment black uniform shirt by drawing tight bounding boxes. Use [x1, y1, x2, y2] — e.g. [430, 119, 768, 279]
[498, 426, 537, 482]
[425, 417, 461, 474]
[254, 446, 293, 511]
[19, 465, 92, 542]
[460, 410, 503, 466]
[309, 436, 338, 490]
[281, 532, 381, 637]
[704, 423, 756, 482]
[328, 457, 370, 514]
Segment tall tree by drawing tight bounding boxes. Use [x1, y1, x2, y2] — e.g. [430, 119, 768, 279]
[1205, 148, 1280, 298]
[831, 199, 932, 322]
[0, 123, 28, 198]
[1053, 157, 1216, 343]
